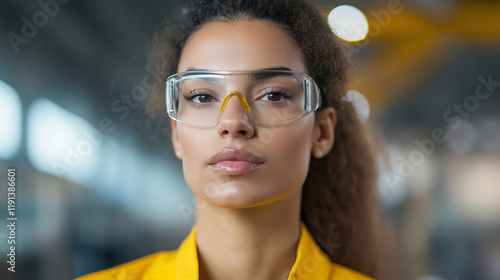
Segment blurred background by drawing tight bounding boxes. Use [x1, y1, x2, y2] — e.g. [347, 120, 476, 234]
[0, 0, 499, 279]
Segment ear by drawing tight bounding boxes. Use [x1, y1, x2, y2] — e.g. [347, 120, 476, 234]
[311, 107, 337, 159]
[171, 119, 183, 160]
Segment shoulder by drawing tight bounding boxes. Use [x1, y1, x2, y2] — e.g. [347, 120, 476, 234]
[74, 250, 179, 280]
[293, 222, 376, 280]
[75, 226, 198, 280]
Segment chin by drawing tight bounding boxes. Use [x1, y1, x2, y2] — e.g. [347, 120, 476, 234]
[194, 181, 288, 209]
[193, 181, 297, 209]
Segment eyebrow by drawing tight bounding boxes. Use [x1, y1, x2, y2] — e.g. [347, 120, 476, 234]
[186, 67, 292, 72]
[185, 67, 294, 80]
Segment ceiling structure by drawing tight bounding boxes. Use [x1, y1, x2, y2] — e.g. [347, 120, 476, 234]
[1, 0, 499, 139]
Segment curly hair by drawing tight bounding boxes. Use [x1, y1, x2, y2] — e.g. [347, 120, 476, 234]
[144, 0, 397, 278]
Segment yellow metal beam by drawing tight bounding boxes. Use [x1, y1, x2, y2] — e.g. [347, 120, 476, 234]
[319, 2, 500, 112]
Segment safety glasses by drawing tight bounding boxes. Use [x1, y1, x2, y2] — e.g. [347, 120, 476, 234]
[166, 70, 322, 127]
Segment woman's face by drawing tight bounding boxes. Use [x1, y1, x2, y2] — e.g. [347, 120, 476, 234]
[171, 20, 320, 208]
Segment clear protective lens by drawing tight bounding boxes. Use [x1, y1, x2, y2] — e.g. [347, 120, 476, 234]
[166, 70, 321, 126]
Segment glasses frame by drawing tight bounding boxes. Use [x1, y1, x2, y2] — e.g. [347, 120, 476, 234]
[165, 70, 322, 127]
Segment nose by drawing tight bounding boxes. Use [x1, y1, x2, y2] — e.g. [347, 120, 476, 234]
[217, 91, 255, 138]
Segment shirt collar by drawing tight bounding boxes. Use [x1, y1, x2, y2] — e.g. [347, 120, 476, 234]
[172, 221, 335, 280]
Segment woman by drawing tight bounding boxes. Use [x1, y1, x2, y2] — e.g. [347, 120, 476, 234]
[76, 0, 396, 279]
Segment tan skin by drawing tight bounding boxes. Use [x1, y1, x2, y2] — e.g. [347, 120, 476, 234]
[171, 20, 337, 280]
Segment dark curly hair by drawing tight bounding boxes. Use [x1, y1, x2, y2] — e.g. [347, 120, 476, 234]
[144, 0, 397, 278]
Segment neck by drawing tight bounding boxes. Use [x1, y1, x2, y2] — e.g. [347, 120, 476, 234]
[195, 189, 302, 280]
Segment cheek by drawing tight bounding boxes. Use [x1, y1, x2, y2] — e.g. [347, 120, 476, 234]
[251, 124, 315, 207]
[176, 128, 208, 187]
[176, 128, 234, 204]
[257, 119, 315, 186]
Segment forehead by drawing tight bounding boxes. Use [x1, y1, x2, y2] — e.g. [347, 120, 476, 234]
[177, 20, 307, 73]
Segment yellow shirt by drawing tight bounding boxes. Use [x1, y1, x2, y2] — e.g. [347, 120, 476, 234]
[75, 222, 374, 280]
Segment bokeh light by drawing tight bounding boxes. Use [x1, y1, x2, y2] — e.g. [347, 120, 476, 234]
[344, 89, 371, 122]
[0, 80, 22, 160]
[328, 5, 369, 42]
[27, 98, 100, 185]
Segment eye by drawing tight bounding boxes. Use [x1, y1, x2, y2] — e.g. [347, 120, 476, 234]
[259, 87, 292, 102]
[184, 89, 216, 104]
[263, 92, 284, 102]
[192, 95, 213, 103]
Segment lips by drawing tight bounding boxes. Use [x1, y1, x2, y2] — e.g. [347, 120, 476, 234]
[208, 148, 265, 175]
